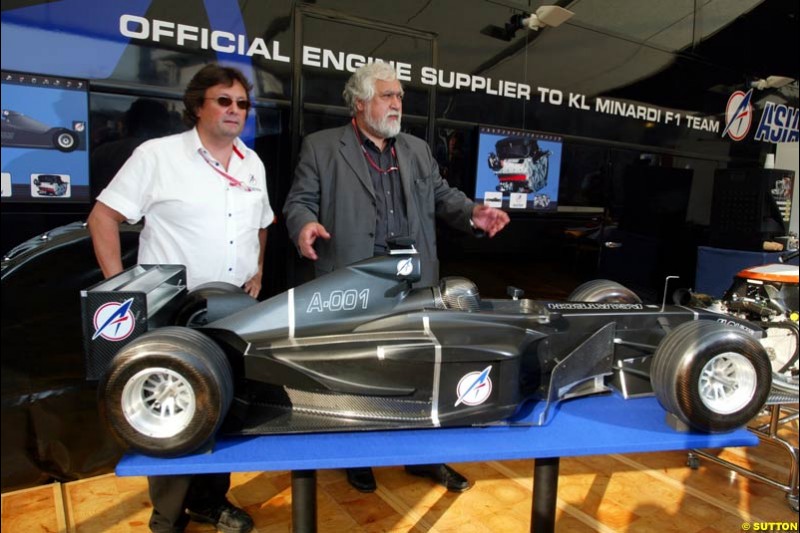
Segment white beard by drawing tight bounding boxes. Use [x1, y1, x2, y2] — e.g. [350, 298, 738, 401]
[365, 110, 401, 138]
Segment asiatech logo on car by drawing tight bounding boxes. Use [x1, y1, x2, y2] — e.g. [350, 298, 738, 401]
[396, 257, 414, 277]
[721, 89, 753, 141]
[92, 298, 135, 341]
[454, 366, 493, 407]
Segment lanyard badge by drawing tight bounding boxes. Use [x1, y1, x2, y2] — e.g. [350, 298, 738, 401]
[197, 148, 260, 192]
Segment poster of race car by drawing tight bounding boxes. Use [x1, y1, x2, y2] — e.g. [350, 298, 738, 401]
[1, 71, 89, 203]
[474, 126, 562, 211]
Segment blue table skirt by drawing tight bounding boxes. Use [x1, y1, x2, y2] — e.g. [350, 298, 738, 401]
[116, 393, 758, 476]
[695, 245, 797, 298]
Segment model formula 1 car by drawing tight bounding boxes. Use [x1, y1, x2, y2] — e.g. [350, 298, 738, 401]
[82, 247, 773, 458]
[1, 109, 81, 152]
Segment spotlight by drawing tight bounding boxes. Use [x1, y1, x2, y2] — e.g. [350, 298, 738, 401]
[523, 5, 575, 31]
[481, 5, 575, 41]
[751, 76, 795, 90]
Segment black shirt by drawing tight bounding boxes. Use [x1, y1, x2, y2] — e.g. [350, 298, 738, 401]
[361, 135, 409, 255]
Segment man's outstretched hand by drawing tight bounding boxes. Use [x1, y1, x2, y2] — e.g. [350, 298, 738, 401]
[471, 204, 510, 237]
[297, 222, 331, 260]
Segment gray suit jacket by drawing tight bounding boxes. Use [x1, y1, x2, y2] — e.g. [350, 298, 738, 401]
[283, 124, 474, 286]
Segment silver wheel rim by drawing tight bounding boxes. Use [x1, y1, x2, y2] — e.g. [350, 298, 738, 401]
[57, 133, 74, 148]
[121, 367, 196, 438]
[698, 352, 757, 414]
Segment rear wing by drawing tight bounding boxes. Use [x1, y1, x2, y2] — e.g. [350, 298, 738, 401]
[81, 264, 187, 380]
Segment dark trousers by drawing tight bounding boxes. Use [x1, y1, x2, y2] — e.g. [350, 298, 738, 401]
[148, 473, 231, 533]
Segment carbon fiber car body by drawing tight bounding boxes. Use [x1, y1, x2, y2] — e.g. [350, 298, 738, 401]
[84, 247, 769, 450]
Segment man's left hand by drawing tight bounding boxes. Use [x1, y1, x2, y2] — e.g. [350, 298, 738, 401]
[244, 272, 262, 298]
[471, 204, 510, 237]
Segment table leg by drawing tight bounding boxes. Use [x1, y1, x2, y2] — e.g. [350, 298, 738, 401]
[291, 469, 317, 533]
[531, 457, 560, 533]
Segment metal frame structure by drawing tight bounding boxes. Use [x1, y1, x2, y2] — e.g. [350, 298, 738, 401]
[688, 390, 799, 512]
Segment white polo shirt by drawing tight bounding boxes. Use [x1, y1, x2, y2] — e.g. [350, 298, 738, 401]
[97, 128, 274, 289]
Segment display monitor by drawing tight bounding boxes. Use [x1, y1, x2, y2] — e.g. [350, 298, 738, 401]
[1, 71, 90, 203]
[474, 126, 562, 211]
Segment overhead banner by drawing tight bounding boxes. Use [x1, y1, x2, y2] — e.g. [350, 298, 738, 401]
[2, 2, 797, 145]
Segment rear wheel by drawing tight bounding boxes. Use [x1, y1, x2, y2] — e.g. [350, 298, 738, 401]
[568, 279, 642, 304]
[651, 321, 771, 432]
[99, 326, 233, 457]
[174, 281, 244, 328]
[54, 130, 78, 152]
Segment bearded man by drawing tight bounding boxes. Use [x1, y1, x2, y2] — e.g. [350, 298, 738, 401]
[283, 61, 508, 494]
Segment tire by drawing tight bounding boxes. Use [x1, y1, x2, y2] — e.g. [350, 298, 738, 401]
[174, 281, 244, 328]
[53, 130, 78, 152]
[568, 279, 642, 304]
[98, 326, 234, 457]
[651, 320, 771, 433]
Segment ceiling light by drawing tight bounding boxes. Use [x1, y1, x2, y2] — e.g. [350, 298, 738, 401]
[523, 5, 575, 31]
[481, 5, 575, 41]
[751, 76, 795, 90]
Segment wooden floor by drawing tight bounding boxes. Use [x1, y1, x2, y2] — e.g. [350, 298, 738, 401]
[3, 410, 797, 533]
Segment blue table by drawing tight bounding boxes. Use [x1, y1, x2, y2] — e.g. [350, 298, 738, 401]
[117, 393, 757, 532]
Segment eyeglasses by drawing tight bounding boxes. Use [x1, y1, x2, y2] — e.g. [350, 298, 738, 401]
[205, 96, 251, 111]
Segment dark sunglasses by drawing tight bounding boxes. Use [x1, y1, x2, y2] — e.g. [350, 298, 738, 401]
[205, 96, 251, 110]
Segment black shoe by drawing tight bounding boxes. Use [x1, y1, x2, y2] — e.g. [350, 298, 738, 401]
[346, 467, 377, 493]
[186, 501, 254, 533]
[405, 463, 471, 492]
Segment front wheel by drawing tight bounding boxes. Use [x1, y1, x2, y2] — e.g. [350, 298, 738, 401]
[99, 326, 233, 457]
[651, 320, 771, 433]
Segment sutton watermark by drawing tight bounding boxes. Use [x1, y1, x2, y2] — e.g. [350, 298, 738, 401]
[741, 522, 798, 531]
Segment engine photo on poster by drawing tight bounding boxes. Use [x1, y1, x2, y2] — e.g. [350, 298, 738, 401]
[474, 126, 562, 211]
[0, 71, 89, 203]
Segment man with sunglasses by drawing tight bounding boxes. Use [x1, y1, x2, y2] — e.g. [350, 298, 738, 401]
[283, 62, 509, 494]
[88, 64, 272, 533]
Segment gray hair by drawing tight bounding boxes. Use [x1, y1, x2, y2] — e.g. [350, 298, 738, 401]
[342, 62, 400, 115]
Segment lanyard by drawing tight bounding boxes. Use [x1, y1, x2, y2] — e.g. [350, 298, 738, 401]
[197, 148, 259, 192]
[351, 119, 398, 174]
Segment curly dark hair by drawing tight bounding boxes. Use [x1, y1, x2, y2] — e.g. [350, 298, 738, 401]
[182, 64, 254, 127]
